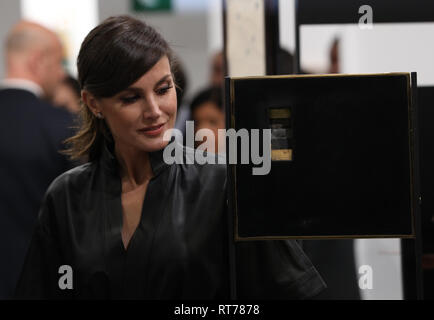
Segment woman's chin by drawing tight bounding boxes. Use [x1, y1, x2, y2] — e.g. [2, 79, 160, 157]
[139, 139, 170, 153]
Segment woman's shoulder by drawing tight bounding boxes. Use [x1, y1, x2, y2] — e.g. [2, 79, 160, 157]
[46, 162, 95, 197]
[37, 163, 96, 235]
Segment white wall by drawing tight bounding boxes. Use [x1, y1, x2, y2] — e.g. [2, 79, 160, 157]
[21, 0, 98, 77]
[207, 0, 223, 55]
[278, 0, 295, 53]
[355, 239, 403, 300]
[0, 0, 215, 101]
[299, 22, 434, 85]
[300, 25, 341, 73]
[340, 23, 434, 85]
[1, 0, 97, 79]
[0, 0, 21, 79]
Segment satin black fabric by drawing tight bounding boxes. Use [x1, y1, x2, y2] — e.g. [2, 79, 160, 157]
[15, 142, 326, 299]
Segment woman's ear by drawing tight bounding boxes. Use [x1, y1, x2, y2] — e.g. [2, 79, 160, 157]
[81, 90, 101, 117]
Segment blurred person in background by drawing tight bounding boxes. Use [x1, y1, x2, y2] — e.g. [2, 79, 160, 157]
[209, 51, 224, 88]
[175, 50, 226, 144]
[190, 86, 225, 154]
[173, 56, 190, 137]
[328, 38, 340, 74]
[0, 20, 74, 299]
[52, 75, 81, 114]
[176, 50, 224, 141]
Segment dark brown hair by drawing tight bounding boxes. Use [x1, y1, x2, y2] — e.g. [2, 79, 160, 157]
[190, 86, 224, 114]
[64, 15, 174, 162]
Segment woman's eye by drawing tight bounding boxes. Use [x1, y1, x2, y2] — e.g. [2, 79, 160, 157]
[156, 85, 173, 96]
[120, 95, 140, 104]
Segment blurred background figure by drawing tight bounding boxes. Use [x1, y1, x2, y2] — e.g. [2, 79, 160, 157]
[176, 50, 225, 143]
[2, 21, 66, 100]
[328, 38, 340, 74]
[0, 20, 74, 299]
[173, 56, 190, 135]
[190, 86, 225, 154]
[209, 51, 224, 88]
[173, 57, 188, 110]
[52, 75, 81, 114]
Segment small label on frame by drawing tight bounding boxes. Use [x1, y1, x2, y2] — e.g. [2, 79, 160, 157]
[269, 107, 293, 161]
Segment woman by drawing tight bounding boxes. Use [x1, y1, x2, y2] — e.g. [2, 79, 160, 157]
[15, 16, 325, 299]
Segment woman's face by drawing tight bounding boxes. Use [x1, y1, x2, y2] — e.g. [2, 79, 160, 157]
[89, 56, 177, 153]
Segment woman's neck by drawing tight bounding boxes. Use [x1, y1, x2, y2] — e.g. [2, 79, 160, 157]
[114, 143, 153, 190]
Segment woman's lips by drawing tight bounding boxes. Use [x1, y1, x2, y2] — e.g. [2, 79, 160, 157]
[138, 123, 165, 136]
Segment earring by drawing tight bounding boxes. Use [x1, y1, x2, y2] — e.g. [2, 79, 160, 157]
[96, 112, 104, 119]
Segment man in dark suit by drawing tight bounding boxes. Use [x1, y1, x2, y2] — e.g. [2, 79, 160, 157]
[0, 21, 74, 299]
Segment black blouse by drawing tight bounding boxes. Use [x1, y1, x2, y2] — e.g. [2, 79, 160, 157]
[15, 142, 326, 299]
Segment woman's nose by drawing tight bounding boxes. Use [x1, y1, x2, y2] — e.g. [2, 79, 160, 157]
[143, 96, 162, 120]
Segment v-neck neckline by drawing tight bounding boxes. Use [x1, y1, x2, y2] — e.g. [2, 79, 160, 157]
[99, 139, 177, 256]
[119, 177, 152, 253]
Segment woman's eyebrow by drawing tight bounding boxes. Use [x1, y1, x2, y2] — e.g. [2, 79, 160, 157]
[154, 74, 172, 87]
[120, 87, 142, 94]
[120, 74, 172, 94]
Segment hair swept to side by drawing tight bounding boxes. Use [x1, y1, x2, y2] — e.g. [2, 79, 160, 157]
[63, 15, 174, 162]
